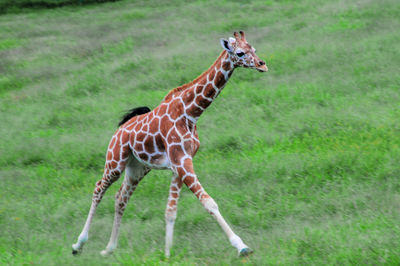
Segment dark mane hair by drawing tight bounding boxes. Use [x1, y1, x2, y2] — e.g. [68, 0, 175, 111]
[118, 106, 151, 126]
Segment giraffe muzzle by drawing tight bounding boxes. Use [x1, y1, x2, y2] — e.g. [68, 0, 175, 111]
[256, 64, 268, 72]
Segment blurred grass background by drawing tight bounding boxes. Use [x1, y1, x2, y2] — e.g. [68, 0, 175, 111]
[0, 0, 119, 14]
[0, 0, 399, 264]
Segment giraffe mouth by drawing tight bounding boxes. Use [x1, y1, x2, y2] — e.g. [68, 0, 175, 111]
[256, 64, 268, 72]
[256, 63, 268, 72]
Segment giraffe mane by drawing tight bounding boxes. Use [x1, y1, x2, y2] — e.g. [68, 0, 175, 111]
[163, 50, 228, 101]
[163, 85, 186, 101]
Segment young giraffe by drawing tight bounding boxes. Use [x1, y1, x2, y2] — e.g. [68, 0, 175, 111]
[72, 31, 268, 257]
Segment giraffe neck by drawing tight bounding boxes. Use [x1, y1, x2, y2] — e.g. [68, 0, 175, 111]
[182, 50, 234, 121]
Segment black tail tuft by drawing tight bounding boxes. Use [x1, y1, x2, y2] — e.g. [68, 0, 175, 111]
[118, 106, 151, 126]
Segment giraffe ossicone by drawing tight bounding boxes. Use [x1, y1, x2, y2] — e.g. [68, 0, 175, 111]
[72, 31, 268, 257]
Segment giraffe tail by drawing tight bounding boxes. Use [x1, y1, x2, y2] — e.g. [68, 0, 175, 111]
[118, 106, 151, 126]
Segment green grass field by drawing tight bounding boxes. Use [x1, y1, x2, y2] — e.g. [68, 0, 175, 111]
[1, 0, 400, 264]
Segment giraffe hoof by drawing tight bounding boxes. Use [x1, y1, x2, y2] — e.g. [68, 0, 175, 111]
[100, 249, 113, 256]
[239, 247, 254, 257]
[72, 248, 81, 256]
[72, 243, 82, 256]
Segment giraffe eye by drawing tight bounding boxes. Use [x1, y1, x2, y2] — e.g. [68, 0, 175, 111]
[236, 51, 245, 57]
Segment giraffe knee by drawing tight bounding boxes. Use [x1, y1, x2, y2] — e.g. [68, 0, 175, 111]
[165, 208, 177, 222]
[115, 188, 122, 200]
[114, 192, 127, 212]
[202, 197, 219, 215]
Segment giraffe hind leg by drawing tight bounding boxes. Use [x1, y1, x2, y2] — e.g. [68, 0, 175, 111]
[101, 156, 151, 256]
[72, 146, 128, 255]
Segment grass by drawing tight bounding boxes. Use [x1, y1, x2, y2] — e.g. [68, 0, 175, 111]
[0, 0, 119, 14]
[1, 0, 399, 264]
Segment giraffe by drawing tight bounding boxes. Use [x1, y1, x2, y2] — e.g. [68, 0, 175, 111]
[72, 31, 268, 257]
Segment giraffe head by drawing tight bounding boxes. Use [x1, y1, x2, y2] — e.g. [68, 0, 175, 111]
[220, 31, 268, 72]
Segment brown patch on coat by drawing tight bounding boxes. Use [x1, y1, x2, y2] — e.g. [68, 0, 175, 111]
[139, 152, 148, 161]
[110, 160, 118, 169]
[214, 72, 227, 88]
[168, 200, 177, 208]
[175, 117, 188, 136]
[155, 133, 165, 152]
[167, 128, 180, 144]
[134, 142, 143, 152]
[136, 131, 146, 142]
[222, 61, 231, 71]
[186, 104, 203, 117]
[109, 137, 117, 149]
[134, 122, 143, 132]
[190, 183, 202, 194]
[183, 158, 194, 172]
[184, 139, 193, 155]
[121, 131, 129, 144]
[203, 83, 216, 98]
[125, 123, 135, 131]
[195, 94, 212, 108]
[183, 175, 195, 185]
[147, 111, 154, 121]
[170, 184, 179, 192]
[184, 89, 195, 103]
[196, 85, 204, 94]
[176, 167, 186, 178]
[160, 116, 174, 137]
[169, 145, 184, 165]
[144, 136, 155, 154]
[170, 100, 184, 120]
[157, 104, 168, 116]
[208, 68, 216, 80]
[149, 117, 160, 133]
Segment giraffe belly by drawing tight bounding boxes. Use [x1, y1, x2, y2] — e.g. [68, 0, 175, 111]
[132, 151, 171, 170]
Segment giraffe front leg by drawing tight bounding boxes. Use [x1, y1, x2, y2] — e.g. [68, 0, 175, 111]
[201, 197, 253, 256]
[165, 174, 183, 258]
[174, 158, 252, 256]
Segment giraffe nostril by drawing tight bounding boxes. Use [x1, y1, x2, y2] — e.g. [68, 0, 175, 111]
[259, 60, 265, 66]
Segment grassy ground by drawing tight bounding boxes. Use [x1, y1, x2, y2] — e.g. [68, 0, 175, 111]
[0, 0, 118, 14]
[1, 0, 400, 264]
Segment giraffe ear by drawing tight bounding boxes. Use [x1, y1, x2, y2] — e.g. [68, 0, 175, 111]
[220, 39, 233, 53]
